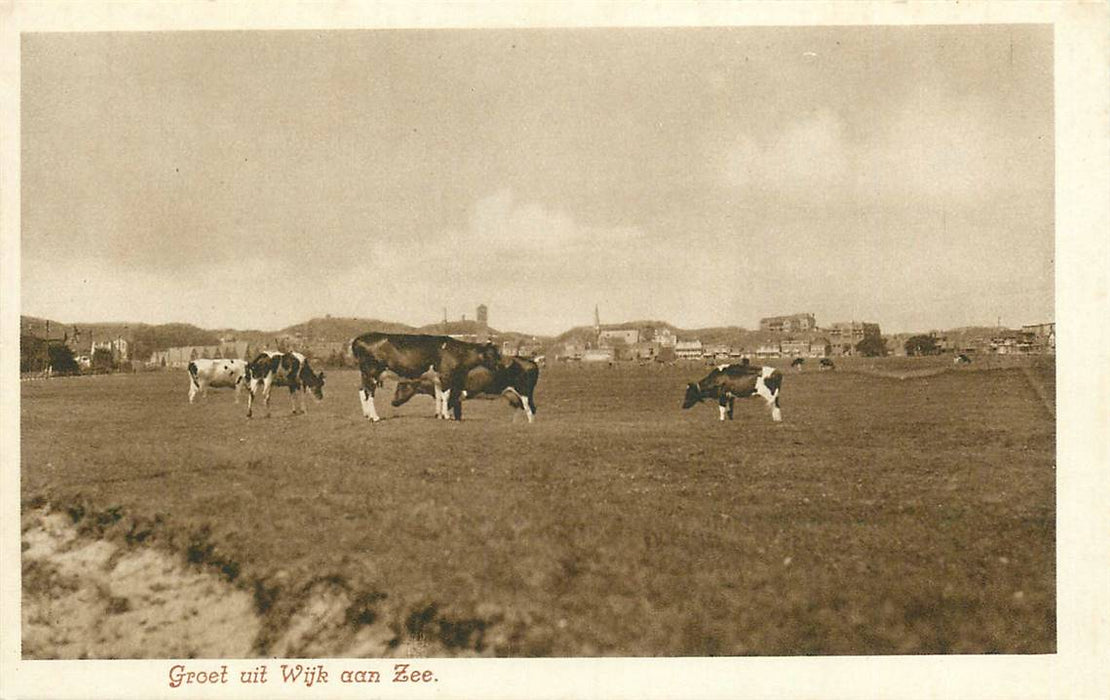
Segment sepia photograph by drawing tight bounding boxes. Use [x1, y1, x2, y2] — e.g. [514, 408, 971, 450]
[2, 2, 1108, 699]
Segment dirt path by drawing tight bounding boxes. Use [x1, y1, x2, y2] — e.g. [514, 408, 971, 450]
[21, 505, 507, 658]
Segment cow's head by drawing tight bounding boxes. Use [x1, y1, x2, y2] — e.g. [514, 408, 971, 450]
[478, 342, 501, 369]
[391, 380, 420, 407]
[682, 382, 703, 409]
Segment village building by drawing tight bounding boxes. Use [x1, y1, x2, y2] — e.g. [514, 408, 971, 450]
[760, 313, 817, 333]
[558, 341, 586, 361]
[598, 329, 640, 346]
[91, 337, 129, 362]
[148, 340, 252, 368]
[808, 338, 832, 357]
[826, 321, 882, 356]
[780, 339, 810, 356]
[629, 342, 658, 361]
[1022, 323, 1055, 354]
[755, 343, 781, 358]
[502, 339, 544, 358]
[989, 331, 1038, 355]
[674, 340, 703, 360]
[702, 344, 733, 360]
[652, 328, 677, 347]
[582, 347, 615, 362]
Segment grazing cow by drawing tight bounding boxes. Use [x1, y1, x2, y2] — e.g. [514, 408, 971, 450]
[682, 363, 783, 422]
[954, 353, 972, 365]
[392, 357, 540, 422]
[244, 351, 325, 418]
[790, 357, 805, 371]
[819, 358, 836, 370]
[187, 358, 248, 403]
[351, 332, 502, 422]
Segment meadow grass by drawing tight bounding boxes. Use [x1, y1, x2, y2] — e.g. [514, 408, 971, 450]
[20, 359, 1055, 655]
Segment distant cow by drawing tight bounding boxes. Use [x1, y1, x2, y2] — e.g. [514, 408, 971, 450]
[790, 357, 805, 371]
[819, 358, 835, 370]
[392, 357, 540, 422]
[187, 358, 248, 403]
[954, 354, 972, 365]
[682, 363, 783, 422]
[351, 332, 502, 422]
[244, 351, 325, 418]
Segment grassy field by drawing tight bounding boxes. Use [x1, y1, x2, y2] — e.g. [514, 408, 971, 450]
[20, 357, 1056, 656]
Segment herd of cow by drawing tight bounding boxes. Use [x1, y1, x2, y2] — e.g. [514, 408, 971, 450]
[186, 331, 785, 423]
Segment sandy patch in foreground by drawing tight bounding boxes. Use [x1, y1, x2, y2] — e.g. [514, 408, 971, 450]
[21, 509, 260, 659]
[21, 507, 499, 659]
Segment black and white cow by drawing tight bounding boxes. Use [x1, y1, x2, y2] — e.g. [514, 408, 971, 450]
[391, 356, 540, 422]
[187, 358, 248, 403]
[351, 332, 502, 422]
[682, 363, 783, 422]
[819, 358, 835, 370]
[244, 351, 325, 418]
[954, 353, 972, 365]
[790, 357, 805, 371]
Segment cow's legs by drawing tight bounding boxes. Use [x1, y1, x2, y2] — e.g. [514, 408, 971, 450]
[765, 385, 782, 422]
[442, 388, 455, 420]
[233, 380, 242, 404]
[433, 382, 450, 419]
[359, 379, 381, 422]
[727, 397, 735, 420]
[717, 399, 728, 421]
[759, 388, 782, 422]
[289, 385, 299, 415]
[188, 378, 200, 404]
[359, 386, 381, 421]
[245, 378, 260, 418]
[262, 376, 274, 417]
[446, 377, 467, 421]
[755, 373, 783, 422]
[501, 387, 529, 423]
[358, 365, 383, 422]
[520, 394, 534, 424]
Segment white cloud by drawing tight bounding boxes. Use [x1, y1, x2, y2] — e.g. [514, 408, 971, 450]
[724, 109, 851, 203]
[463, 188, 642, 254]
[722, 93, 1050, 209]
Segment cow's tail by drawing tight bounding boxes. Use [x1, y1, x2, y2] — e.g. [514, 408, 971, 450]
[187, 361, 200, 389]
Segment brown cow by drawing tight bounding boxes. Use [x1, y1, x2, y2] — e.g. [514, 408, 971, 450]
[351, 332, 502, 422]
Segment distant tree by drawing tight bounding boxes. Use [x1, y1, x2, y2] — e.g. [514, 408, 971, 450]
[47, 342, 81, 375]
[904, 335, 941, 356]
[21, 335, 50, 373]
[855, 335, 888, 357]
[91, 347, 115, 372]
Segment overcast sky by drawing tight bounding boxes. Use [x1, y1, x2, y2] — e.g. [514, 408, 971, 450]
[21, 26, 1053, 335]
